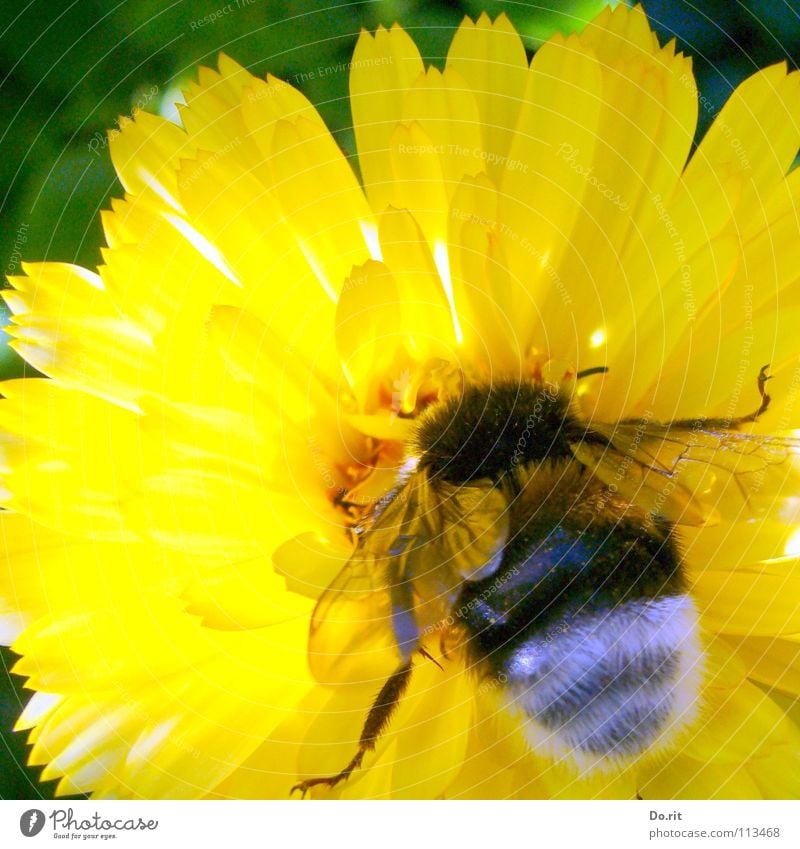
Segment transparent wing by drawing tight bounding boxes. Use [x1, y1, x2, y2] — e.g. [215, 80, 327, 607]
[308, 472, 509, 684]
[308, 478, 421, 685]
[403, 479, 510, 630]
[572, 420, 800, 526]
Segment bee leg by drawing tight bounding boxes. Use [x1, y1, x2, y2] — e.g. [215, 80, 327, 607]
[417, 645, 443, 670]
[290, 660, 413, 798]
[735, 364, 772, 424]
[674, 366, 773, 430]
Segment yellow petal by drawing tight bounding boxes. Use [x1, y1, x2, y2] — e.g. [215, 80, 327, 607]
[177, 56, 268, 178]
[446, 174, 525, 373]
[401, 67, 484, 195]
[265, 116, 374, 296]
[446, 13, 528, 184]
[377, 208, 461, 354]
[690, 570, 800, 636]
[350, 24, 424, 212]
[497, 33, 603, 352]
[108, 110, 190, 211]
[182, 555, 314, 630]
[382, 655, 471, 799]
[240, 71, 330, 188]
[175, 151, 341, 385]
[558, 6, 697, 323]
[209, 687, 330, 799]
[444, 723, 523, 799]
[684, 64, 800, 221]
[724, 634, 800, 695]
[686, 674, 800, 764]
[387, 121, 451, 248]
[99, 196, 240, 354]
[3, 263, 156, 411]
[0, 379, 142, 539]
[640, 756, 764, 800]
[295, 682, 377, 794]
[0, 511, 189, 630]
[582, 4, 660, 62]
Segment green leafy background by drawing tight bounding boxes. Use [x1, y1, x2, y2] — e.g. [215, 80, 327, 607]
[1, 0, 798, 799]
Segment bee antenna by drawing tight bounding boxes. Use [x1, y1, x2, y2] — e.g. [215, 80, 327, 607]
[575, 366, 609, 380]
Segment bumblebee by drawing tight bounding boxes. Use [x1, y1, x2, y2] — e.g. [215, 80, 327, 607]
[293, 366, 789, 795]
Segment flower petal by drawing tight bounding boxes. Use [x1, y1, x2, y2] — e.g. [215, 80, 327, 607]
[108, 110, 190, 212]
[3, 264, 156, 411]
[684, 64, 800, 222]
[690, 569, 800, 636]
[446, 13, 529, 184]
[350, 24, 425, 212]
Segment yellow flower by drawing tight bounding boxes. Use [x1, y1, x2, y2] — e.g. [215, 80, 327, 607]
[3, 4, 800, 799]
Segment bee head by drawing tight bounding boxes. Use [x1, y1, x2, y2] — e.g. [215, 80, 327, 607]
[414, 380, 579, 484]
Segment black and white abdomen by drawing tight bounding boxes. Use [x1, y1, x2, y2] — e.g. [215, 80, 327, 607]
[457, 474, 704, 772]
[499, 594, 703, 770]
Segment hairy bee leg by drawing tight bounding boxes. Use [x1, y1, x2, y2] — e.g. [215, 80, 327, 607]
[417, 645, 443, 670]
[676, 365, 773, 430]
[290, 660, 413, 798]
[734, 364, 772, 424]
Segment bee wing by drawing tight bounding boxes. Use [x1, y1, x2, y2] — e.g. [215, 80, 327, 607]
[572, 420, 800, 525]
[308, 473, 509, 684]
[403, 479, 510, 627]
[308, 479, 422, 685]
